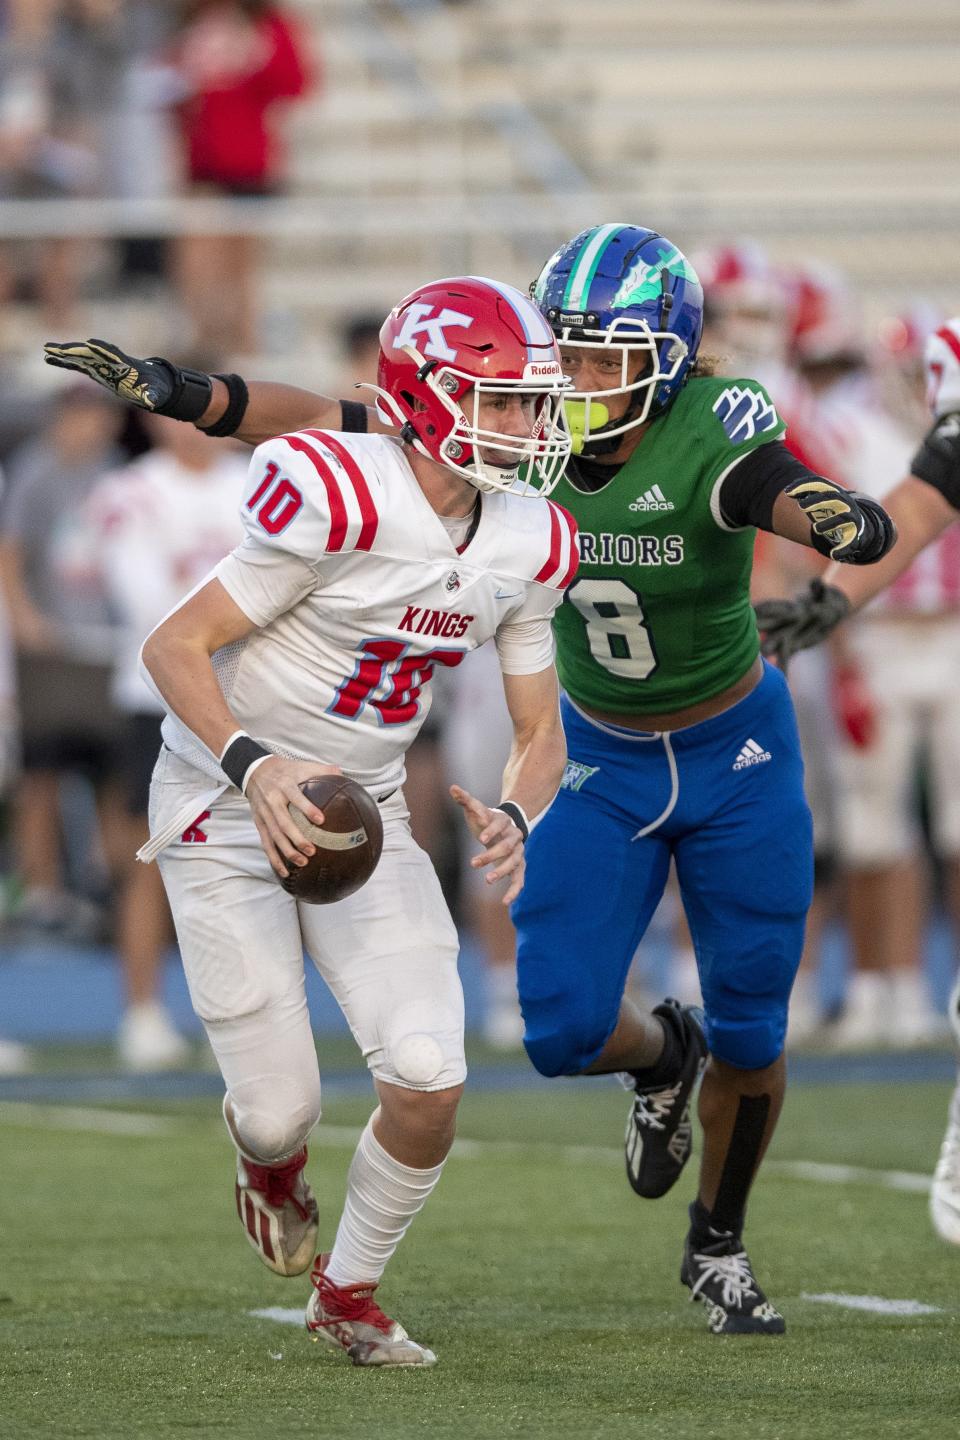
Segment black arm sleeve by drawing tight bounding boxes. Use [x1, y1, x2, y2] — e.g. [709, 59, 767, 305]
[716, 441, 824, 532]
[909, 413, 960, 512]
[340, 399, 369, 433]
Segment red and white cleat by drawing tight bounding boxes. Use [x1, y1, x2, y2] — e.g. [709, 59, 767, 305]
[235, 1147, 318, 1276]
[305, 1254, 437, 1367]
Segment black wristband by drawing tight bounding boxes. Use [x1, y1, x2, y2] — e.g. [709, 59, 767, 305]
[147, 358, 213, 422]
[340, 399, 369, 433]
[220, 732, 271, 792]
[496, 801, 530, 842]
[199, 373, 250, 437]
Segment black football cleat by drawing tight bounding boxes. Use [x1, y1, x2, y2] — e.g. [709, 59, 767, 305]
[623, 999, 707, 1199]
[681, 1222, 785, 1335]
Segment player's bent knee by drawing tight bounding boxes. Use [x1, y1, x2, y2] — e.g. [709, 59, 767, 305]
[373, 994, 467, 1091]
[226, 1073, 322, 1163]
[377, 1028, 466, 1092]
[392, 1033, 447, 1086]
[523, 1017, 609, 1078]
[706, 1013, 785, 1071]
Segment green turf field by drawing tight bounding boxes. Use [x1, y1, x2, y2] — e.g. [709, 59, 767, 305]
[2, 1076, 958, 1440]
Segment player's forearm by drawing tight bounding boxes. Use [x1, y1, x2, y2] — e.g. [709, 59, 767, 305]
[499, 715, 567, 823]
[823, 475, 956, 612]
[199, 378, 342, 446]
[140, 630, 244, 761]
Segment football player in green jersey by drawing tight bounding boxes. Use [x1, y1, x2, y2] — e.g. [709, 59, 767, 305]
[44, 227, 896, 1336]
[512, 224, 893, 1334]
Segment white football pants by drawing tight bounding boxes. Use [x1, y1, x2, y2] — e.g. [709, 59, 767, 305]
[149, 747, 465, 1164]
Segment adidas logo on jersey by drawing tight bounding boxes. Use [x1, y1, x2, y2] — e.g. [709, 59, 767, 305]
[629, 485, 674, 513]
[733, 738, 772, 771]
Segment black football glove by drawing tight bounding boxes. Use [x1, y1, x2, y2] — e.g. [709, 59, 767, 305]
[754, 578, 852, 668]
[43, 339, 213, 422]
[785, 478, 897, 564]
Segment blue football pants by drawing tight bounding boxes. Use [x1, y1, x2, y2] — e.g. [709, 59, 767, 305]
[513, 662, 814, 1075]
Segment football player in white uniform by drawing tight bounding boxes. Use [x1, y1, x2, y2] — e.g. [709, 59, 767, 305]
[84, 278, 575, 1367]
[756, 319, 960, 1247]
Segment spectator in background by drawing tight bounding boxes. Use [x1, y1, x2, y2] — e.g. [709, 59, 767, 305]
[0, 0, 151, 324]
[0, 460, 31, 1075]
[339, 314, 385, 392]
[88, 409, 246, 1068]
[442, 641, 523, 1047]
[166, 0, 314, 355]
[0, 382, 125, 938]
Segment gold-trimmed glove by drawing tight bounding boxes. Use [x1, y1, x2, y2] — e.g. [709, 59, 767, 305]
[785, 478, 896, 564]
[43, 339, 213, 421]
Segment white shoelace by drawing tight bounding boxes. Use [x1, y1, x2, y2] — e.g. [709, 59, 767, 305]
[632, 1083, 682, 1132]
[689, 1249, 758, 1310]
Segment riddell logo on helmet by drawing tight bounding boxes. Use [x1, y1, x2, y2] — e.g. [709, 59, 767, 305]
[524, 362, 563, 378]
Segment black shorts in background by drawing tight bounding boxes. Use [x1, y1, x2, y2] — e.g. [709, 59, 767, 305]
[121, 712, 165, 818]
[17, 652, 121, 786]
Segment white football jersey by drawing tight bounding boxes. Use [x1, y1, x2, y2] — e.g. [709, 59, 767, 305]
[153, 429, 579, 794]
[90, 449, 248, 713]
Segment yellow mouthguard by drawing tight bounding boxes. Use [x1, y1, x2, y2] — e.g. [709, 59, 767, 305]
[564, 399, 611, 455]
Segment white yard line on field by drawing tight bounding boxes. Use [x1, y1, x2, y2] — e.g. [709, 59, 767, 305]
[248, 1295, 947, 1331]
[0, 1102, 936, 1197]
[0, 1101, 178, 1136]
[802, 1293, 943, 1316]
[249, 1307, 306, 1326]
[769, 1158, 932, 1194]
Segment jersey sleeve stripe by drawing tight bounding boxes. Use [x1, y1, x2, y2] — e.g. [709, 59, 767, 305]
[554, 503, 580, 589]
[303, 430, 379, 551]
[282, 433, 349, 550]
[534, 502, 563, 586]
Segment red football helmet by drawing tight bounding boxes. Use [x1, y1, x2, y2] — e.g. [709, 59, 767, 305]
[692, 240, 788, 364]
[783, 263, 864, 366]
[372, 276, 571, 497]
[925, 318, 960, 418]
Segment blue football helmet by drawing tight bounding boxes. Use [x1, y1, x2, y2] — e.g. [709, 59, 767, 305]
[531, 224, 704, 453]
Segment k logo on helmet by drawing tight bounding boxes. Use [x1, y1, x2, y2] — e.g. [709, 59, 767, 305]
[393, 304, 474, 362]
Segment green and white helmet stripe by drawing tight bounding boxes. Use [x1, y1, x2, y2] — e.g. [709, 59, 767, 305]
[561, 223, 626, 310]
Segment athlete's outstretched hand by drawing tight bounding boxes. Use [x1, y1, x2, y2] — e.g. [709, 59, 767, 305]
[754, 578, 852, 668]
[450, 784, 526, 907]
[786, 479, 897, 564]
[245, 756, 342, 880]
[43, 339, 213, 421]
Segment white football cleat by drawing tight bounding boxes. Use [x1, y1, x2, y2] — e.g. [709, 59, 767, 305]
[236, 1147, 319, 1276]
[306, 1253, 436, 1366]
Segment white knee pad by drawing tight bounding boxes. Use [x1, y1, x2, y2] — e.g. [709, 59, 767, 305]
[224, 1073, 322, 1164]
[378, 1001, 467, 1092]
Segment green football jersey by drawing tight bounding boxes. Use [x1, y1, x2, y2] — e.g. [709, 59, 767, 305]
[552, 375, 786, 714]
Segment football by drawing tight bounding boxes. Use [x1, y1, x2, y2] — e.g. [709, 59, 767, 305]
[280, 775, 384, 904]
